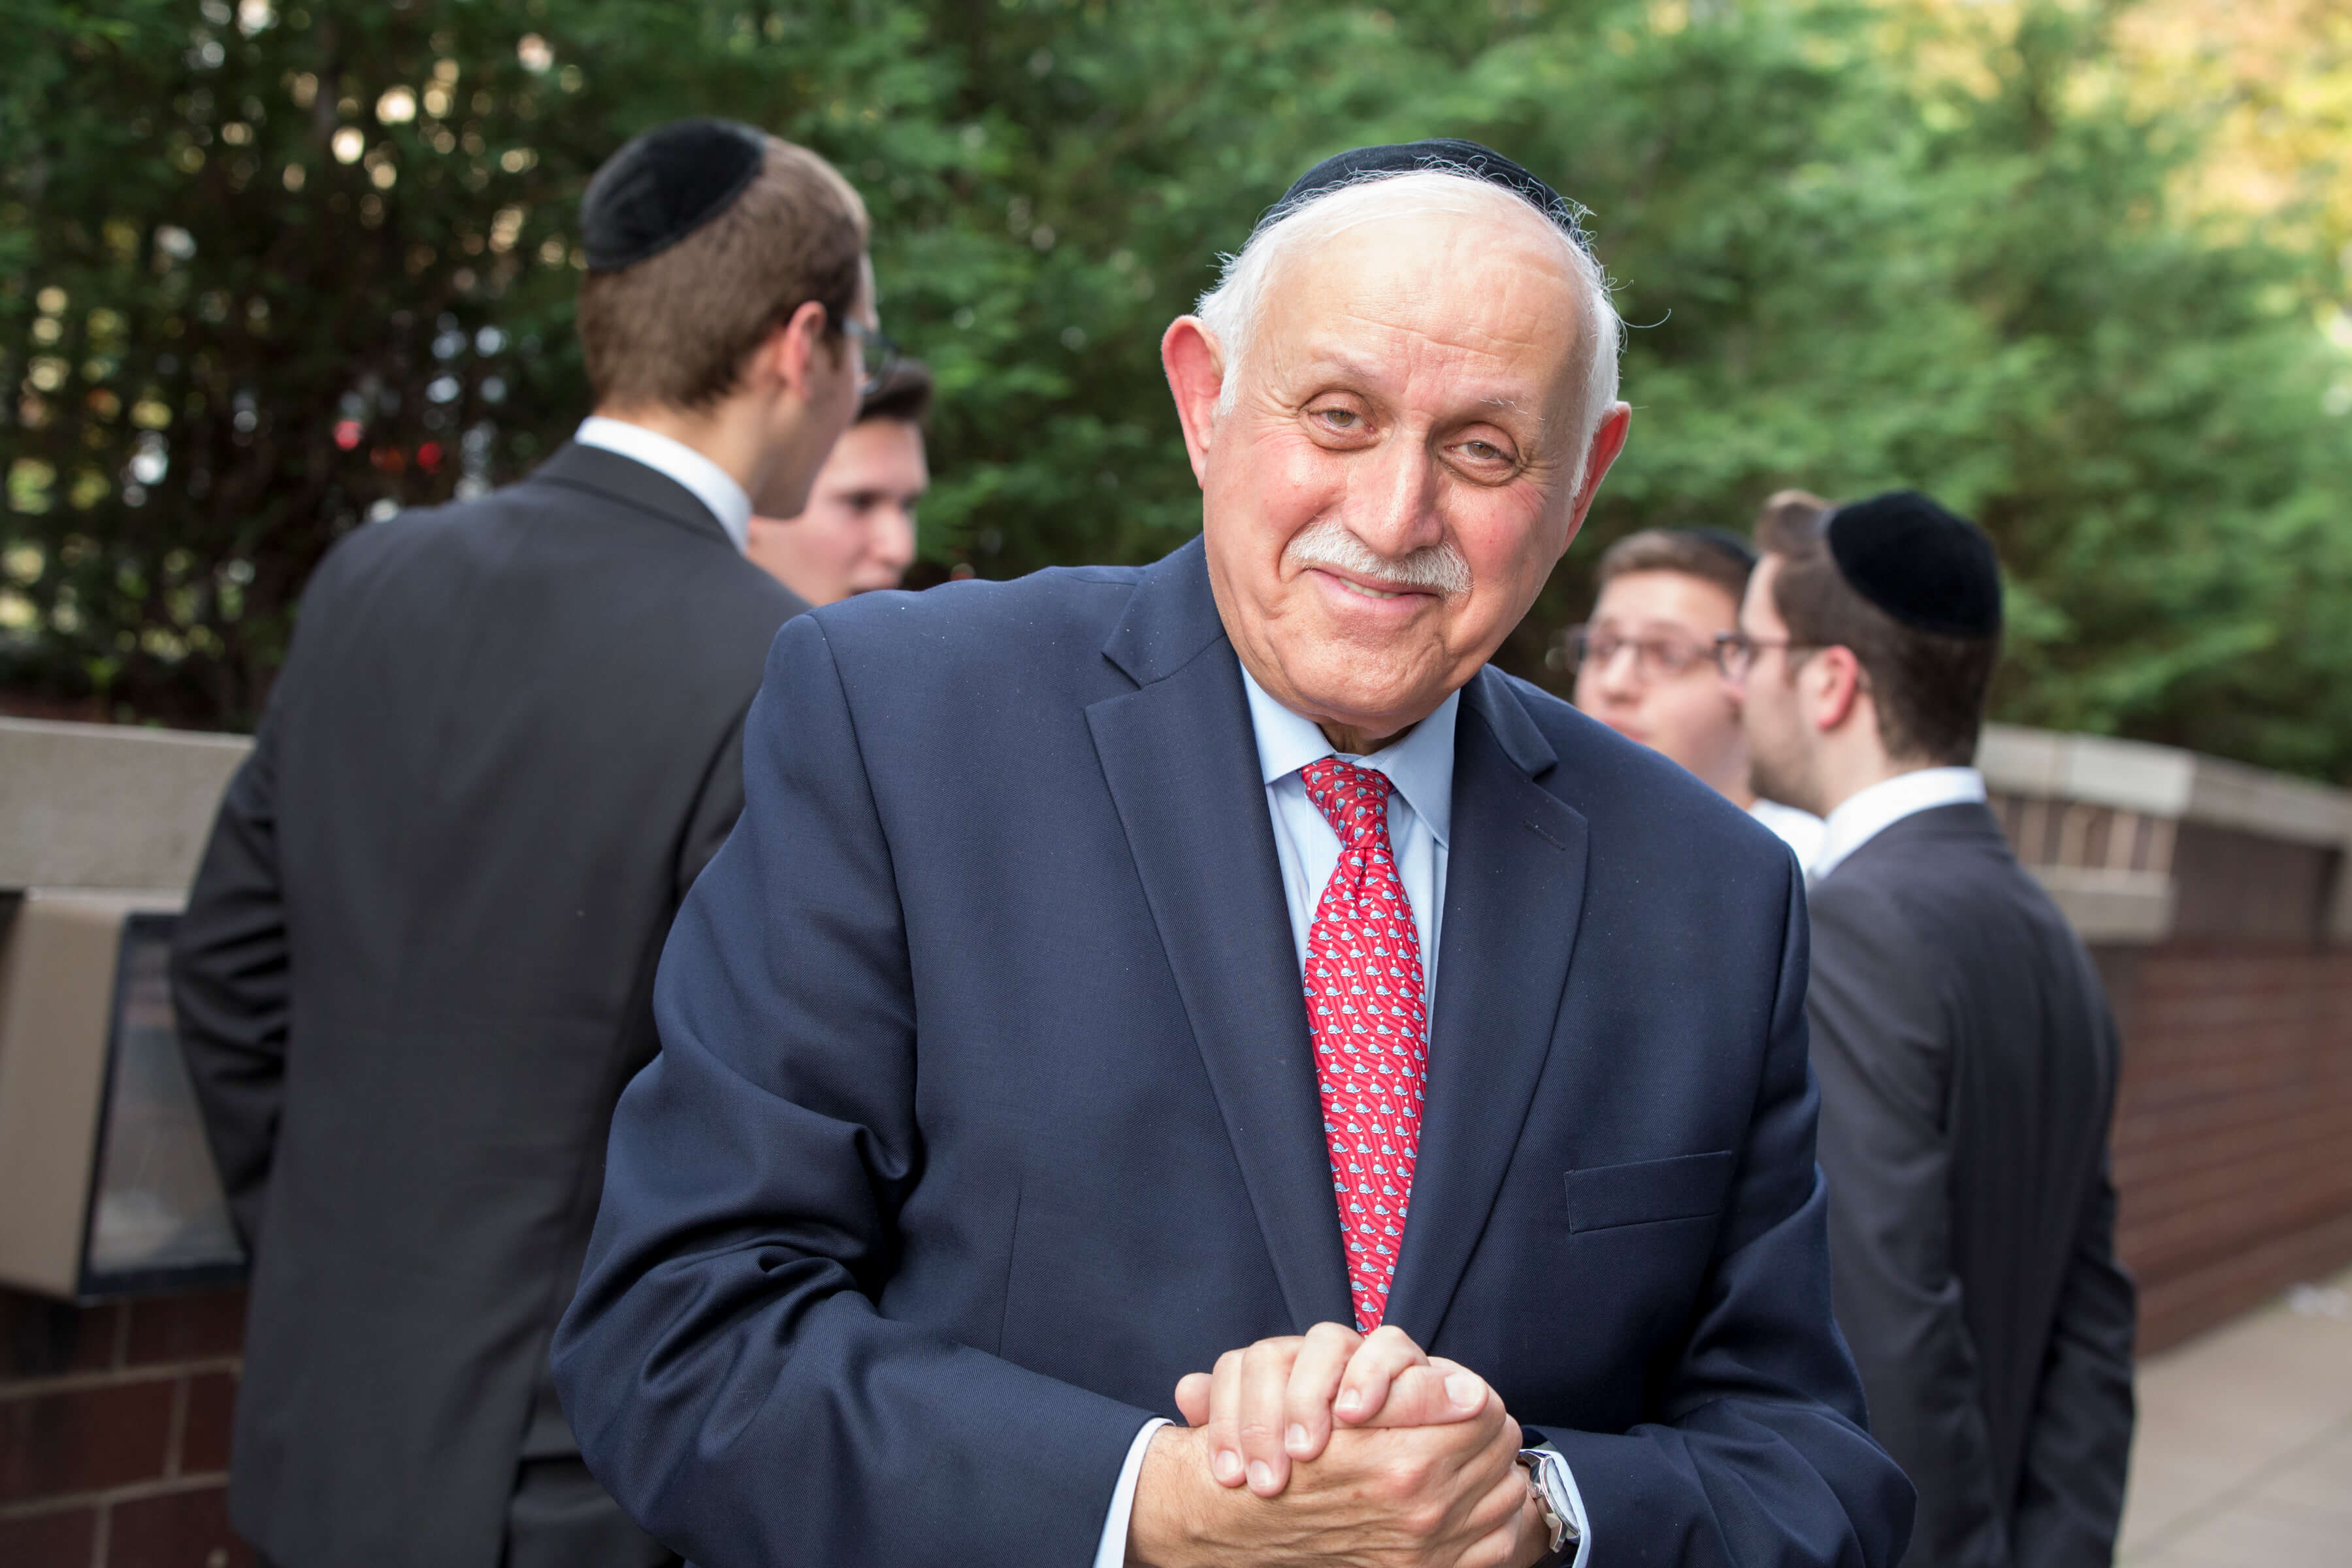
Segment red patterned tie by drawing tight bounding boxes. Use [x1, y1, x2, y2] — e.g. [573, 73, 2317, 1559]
[1299, 757, 1429, 1331]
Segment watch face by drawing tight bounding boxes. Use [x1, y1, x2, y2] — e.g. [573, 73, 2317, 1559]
[1522, 1450, 1576, 1548]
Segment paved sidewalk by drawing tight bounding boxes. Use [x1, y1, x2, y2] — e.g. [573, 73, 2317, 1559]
[2116, 1263, 2352, 1566]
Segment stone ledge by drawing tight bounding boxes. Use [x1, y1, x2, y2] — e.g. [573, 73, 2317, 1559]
[0, 720, 250, 893]
[2029, 866, 2177, 945]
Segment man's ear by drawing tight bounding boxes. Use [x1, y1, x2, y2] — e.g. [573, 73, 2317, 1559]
[1811, 645, 1867, 734]
[1160, 317, 1226, 485]
[1564, 402, 1632, 542]
[762, 300, 834, 404]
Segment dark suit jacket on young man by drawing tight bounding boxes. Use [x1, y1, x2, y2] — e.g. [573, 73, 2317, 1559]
[1807, 804, 2136, 1568]
[171, 443, 804, 1568]
[551, 536, 1915, 1567]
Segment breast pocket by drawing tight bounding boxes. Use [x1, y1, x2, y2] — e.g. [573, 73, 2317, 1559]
[1562, 1150, 1737, 1233]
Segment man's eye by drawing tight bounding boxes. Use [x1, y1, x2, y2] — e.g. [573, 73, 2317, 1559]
[1313, 407, 1362, 430]
[1458, 440, 1511, 464]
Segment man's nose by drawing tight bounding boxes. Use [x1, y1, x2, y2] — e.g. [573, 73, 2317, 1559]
[873, 505, 917, 569]
[1345, 434, 1446, 559]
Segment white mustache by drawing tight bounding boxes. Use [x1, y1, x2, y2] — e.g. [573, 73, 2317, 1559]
[1284, 517, 1471, 597]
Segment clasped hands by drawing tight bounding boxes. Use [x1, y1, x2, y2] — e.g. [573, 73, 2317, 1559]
[1126, 1322, 1551, 1567]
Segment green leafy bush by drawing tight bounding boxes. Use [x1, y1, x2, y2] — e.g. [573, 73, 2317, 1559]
[7, 0, 2352, 779]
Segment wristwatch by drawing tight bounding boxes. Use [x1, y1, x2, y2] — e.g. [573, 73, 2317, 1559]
[1516, 1443, 1581, 1567]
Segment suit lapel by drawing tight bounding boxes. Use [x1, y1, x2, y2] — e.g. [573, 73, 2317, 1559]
[1382, 669, 1590, 1345]
[1085, 543, 1355, 1331]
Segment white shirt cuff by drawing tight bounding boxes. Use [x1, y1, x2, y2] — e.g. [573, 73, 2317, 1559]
[1094, 1416, 1171, 1568]
[1557, 1450, 1593, 1568]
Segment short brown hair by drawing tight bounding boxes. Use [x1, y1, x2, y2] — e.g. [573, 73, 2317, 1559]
[857, 359, 932, 429]
[1755, 494, 2001, 765]
[577, 137, 869, 410]
[1594, 529, 1752, 603]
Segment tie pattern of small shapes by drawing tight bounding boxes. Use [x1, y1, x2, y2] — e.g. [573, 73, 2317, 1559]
[1299, 756, 1429, 1332]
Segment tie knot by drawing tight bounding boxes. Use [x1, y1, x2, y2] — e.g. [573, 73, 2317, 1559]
[1301, 757, 1394, 846]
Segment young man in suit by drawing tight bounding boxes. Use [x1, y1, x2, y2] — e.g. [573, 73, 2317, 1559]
[1569, 521, 1824, 869]
[1732, 492, 2136, 1567]
[171, 120, 876, 1568]
[745, 358, 929, 605]
[555, 140, 1914, 1567]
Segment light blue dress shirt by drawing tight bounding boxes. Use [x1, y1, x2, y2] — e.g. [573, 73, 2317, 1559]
[1091, 667, 1588, 1567]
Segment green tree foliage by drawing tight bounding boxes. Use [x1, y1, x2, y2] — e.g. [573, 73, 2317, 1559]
[6, 0, 2352, 776]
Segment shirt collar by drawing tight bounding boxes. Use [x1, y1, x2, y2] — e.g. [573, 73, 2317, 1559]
[1239, 662, 1458, 848]
[1811, 765, 1987, 882]
[573, 416, 752, 553]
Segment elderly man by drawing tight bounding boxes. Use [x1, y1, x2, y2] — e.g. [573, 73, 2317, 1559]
[553, 140, 1911, 1567]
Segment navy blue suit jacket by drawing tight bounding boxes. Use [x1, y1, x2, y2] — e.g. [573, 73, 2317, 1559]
[552, 538, 1913, 1566]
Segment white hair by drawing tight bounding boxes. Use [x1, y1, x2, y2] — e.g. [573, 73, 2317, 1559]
[1193, 167, 1624, 479]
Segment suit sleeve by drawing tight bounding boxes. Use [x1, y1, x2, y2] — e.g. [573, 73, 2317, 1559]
[552, 615, 1151, 1568]
[170, 699, 291, 1250]
[673, 719, 748, 900]
[1529, 864, 1917, 1568]
[1803, 880, 2006, 1568]
[2008, 1041, 2136, 1568]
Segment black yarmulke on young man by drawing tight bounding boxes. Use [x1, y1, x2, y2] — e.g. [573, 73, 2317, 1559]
[1263, 138, 1578, 236]
[581, 118, 766, 272]
[1827, 490, 2003, 638]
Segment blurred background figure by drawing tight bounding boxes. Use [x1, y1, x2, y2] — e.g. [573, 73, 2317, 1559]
[167, 122, 873, 1568]
[745, 359, 930, 604]
[1736, 491, 2136, 1568]
[1569, 521, 1823, 869]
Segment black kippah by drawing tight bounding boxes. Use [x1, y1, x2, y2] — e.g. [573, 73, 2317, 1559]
[582, 118, 767, 272]
[1678, 527, 1757, 572]
[1825, 491, 2003, 638]
[1261, 138, 1580, 237]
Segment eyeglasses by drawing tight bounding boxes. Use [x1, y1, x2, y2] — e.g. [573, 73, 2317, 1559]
[840, 318, 904, 397]
[1711, 630, 1814, 682]
[1560, 625, 1725, 683]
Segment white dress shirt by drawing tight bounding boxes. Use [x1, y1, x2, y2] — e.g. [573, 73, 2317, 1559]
[572, 416, 753, 554]
[1748, 796, 1827, 877]
[1809, 766, 1987, 883]
[1093, 669, 1590, 1568]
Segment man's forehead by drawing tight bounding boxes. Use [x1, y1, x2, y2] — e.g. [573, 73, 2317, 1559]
[1266, 203, 1580, 332]
[1599, 571, 1739, 625]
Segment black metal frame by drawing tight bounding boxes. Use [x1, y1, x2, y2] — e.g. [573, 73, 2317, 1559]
[74, 909, 249, 1300]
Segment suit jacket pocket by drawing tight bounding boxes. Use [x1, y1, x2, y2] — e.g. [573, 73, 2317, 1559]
[1563, 1150, 1736, 1233]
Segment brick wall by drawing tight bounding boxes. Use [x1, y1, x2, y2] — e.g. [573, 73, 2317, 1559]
[2100, 943, 2352, 1352]
[0, 1288, 252, 1568]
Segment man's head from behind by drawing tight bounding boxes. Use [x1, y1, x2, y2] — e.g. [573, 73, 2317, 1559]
[1571, 529, 1755, 801]
[746, 361, 930, 606]
[1737, 489, 2004, 817]
[1161, 141, 1632, 751]
[576, 121, 874, 517]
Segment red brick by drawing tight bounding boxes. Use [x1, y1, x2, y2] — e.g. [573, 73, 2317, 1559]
[1, 1292, 121, 1386]
[180, 1373, 237, 1477]
[0, 1379, 174, 1502]
[123, 1294, 246, 1369]
[2091, 933, 2352, 1352]
[0, 1503, 97, 1566]
[106, 1484, 254, 1568]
